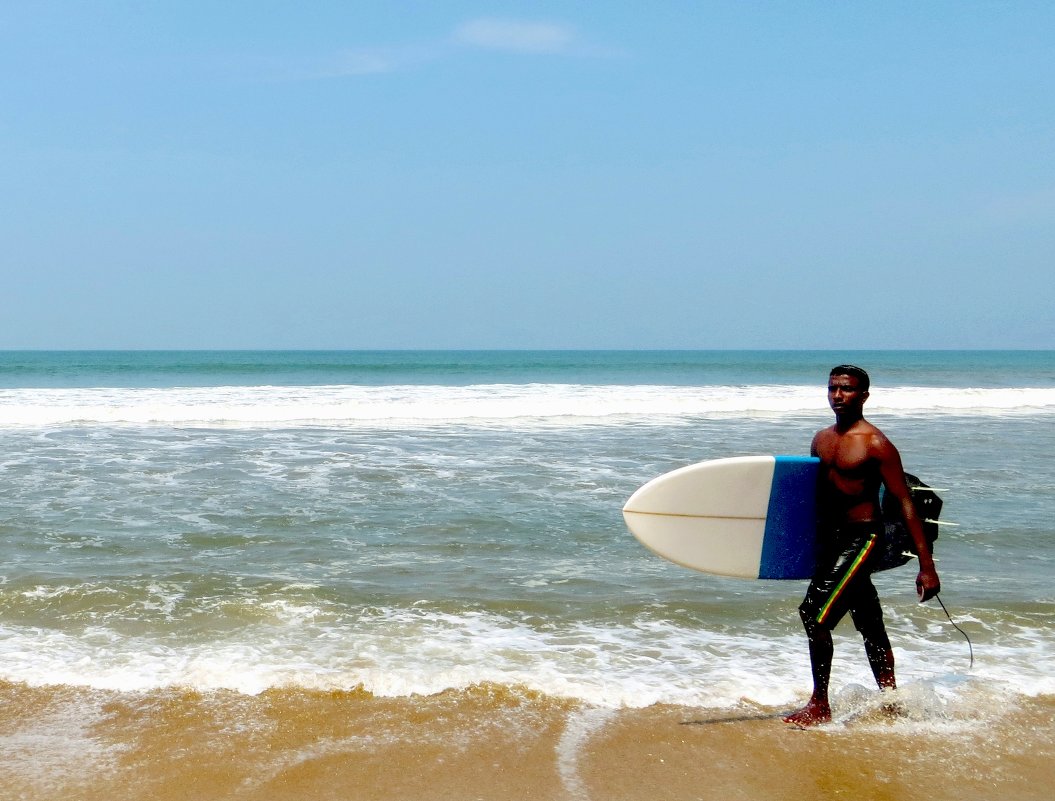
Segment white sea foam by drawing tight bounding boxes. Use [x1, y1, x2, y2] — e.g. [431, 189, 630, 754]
[556, 705, 616, 801]
[0, 606, 1050, 712]
[0, 384, 1051, 429]
[0, 692, 129, 794]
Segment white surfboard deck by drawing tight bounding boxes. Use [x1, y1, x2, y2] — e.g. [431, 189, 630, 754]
[622, 455, 819, 580]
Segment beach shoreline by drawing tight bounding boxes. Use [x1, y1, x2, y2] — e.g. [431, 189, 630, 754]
[2, 680, 1052, 801]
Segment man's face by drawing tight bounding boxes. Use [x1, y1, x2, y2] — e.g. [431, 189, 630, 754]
[828, 374, 868, 415]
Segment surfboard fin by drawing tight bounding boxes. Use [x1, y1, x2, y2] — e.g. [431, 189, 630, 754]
[901, 552, 940, 562]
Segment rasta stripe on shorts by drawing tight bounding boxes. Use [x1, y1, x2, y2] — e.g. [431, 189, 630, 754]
[814, 530, 879, 626]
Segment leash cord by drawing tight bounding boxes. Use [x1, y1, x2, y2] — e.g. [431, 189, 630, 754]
[934, 593, 974, 669]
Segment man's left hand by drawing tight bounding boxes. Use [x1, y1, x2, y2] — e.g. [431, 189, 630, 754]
[916, 569, 941, 603]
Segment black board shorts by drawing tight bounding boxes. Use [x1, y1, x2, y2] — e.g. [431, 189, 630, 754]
[799, 521, 885, 631]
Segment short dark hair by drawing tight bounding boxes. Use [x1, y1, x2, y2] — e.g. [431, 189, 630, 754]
[829, 364, 870, 392]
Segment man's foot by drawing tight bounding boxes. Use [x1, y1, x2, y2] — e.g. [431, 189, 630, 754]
[782, 699, 832, 728]
[879, 699, 906, 720]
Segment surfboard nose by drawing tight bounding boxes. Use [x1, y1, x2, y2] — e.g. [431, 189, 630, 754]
[623, 455, 819, 580]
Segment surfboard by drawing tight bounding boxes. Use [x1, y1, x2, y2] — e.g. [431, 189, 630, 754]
[622, 455, 819, 580]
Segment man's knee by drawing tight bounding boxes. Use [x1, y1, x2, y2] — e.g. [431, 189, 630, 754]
[799, 603, 829, 636]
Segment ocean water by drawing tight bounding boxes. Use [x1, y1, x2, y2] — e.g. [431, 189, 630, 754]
[0, 350, 1053, 800]
[1, 349, 1052, 700]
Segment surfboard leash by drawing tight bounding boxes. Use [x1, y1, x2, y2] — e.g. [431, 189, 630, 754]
[933, 593, 974, 669]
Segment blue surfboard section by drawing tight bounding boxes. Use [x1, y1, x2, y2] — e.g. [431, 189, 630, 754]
[758, 456, 819, 580]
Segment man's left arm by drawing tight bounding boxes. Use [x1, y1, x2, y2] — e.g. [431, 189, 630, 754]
[876, 437, 941, 602]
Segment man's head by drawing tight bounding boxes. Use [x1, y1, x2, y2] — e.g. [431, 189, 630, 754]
[827, 365, 870, 417]
[829, 364, 870, 393]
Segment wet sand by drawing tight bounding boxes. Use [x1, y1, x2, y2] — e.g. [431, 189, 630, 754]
[1, 681, 1052, 801]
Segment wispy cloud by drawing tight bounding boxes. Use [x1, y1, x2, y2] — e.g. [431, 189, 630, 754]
[312, 18, 601, 80]
[452, 18, 578, 55]
[326, 45, 435, 77]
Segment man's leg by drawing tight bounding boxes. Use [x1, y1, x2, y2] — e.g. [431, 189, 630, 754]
[783, 608, 834, 726]
[785, 527, 881, 726]
[860, 623, 903, 718]
[863, 633, 896, 690]
[850, 582, 896, 691]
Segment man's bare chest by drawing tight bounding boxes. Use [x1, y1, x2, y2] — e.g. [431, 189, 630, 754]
[817, 433, 875, 475]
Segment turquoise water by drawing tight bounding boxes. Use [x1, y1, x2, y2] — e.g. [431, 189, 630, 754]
[0, 350, 1052, 709]
[1, 349, 1052, 387]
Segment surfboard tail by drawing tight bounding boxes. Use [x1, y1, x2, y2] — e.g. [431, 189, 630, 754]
[876, 473, 943, 572]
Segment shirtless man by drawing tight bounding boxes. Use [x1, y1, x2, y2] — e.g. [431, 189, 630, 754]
[783, 365, 941, 727]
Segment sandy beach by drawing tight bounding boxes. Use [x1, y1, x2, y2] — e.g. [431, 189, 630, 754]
[2, 681, 1053, 801]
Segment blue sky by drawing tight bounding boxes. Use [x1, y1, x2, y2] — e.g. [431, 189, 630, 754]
[3, 1, 1052, 349]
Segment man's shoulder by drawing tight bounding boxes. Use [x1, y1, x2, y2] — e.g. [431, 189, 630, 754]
[811, 425, 837, 448]
[815, 419, 882, 439]
[860, 419, 891, 442]
[858, 419, 885, 436]
[856, 421, 900, 459]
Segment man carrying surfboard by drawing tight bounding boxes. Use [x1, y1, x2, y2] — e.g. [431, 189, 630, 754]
[783, 365, 941, 727]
